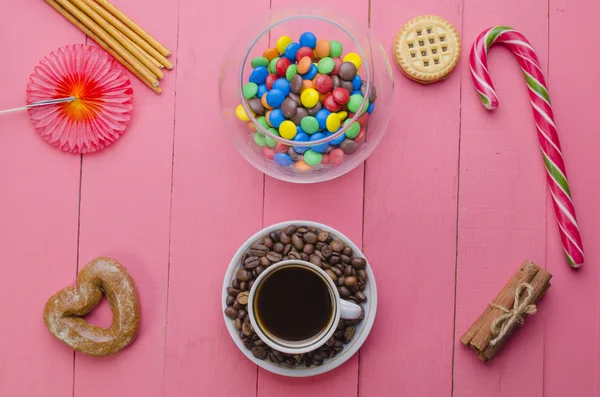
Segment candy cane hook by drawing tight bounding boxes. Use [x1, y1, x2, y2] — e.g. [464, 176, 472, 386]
[470, 26, 584, 268]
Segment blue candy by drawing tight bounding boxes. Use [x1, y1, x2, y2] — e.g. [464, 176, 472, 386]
[315, 109, 331, 129]
[299, 32, 317, 49]
[268, 109, 285, 128]
[302, 64, 318, 80]
[352, 75, 363, 91]
[266, 89, 285, 108]
[249, 66, 268, 85]
[274, 153, 294, 167]
[352, 90, 361, 95]
[284, 42, 301, 61]
[257, 84, 268, 98]
[272, 78, 290, 96]
[309, 132, 328, 153]
[367, 102, 375, 114]
[329, 131, 346, 146]
[293, 132, 310, 154]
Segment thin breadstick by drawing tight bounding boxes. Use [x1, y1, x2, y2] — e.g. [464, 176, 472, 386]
[81, 0, 173, 69]
[120, 31, 163, 69]
[45, 0, 162, 94]
[94, 0, 171, 57]
[67, 0, 163, 79]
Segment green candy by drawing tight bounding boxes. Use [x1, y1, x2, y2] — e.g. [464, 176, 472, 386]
[317, 57, 335, 74]
[253, 132, 267, 147]
[269, 57, 280, 74]
[257, 116, 269, 130]
[251, 56, 269, 68]
[303, 150, 323, 166]
[329, 40, 343, 58]
[286, 64, 298, 81]
[347, 94, 369, 114]
[343, 119, 360, 139]
[243, 82, 258, 99]
[265, 127, 279, 148]
[300, 116, 320, 134]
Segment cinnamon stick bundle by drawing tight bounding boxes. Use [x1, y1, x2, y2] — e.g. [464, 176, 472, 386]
[460, 261, 552, 362]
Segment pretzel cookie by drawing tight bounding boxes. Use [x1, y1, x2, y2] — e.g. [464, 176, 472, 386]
[43, 257, 140, 357]
[393, 15, 461, 84]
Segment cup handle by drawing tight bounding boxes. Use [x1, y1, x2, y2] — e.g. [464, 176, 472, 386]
[339, 299, 362, 320]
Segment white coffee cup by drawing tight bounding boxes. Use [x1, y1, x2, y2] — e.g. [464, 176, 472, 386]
[247, 260, 362, 355]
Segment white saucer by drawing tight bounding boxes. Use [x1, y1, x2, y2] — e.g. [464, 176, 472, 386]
[222, 220, 378, 377]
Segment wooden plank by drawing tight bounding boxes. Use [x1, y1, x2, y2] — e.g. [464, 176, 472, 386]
[72, 0, 178, 396]
[162, 0, 268, 395]
[545, 0, 600, 396]
[257, 0, 368, 395]
[0, 4, 83, 397]
[362, 1, 462, 396]
[454, 1, 549, 396]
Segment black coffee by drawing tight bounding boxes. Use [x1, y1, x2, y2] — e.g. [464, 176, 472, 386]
[255, 266, 333, 341]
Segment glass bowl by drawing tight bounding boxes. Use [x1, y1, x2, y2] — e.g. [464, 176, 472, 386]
[219, 8, 394, 183]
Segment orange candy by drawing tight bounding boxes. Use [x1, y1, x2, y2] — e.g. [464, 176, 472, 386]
[319, 92, 328, 101]
[265, 110, 273, 126]
[315, 40, 330, 58]
[297, 56, 312, 74]
[248, 122, 256, 132]
[263, 48, 279, 62]
[301, 79, 314, 92]
[295, 160, 311, 171]
[261, 93, 273, 110]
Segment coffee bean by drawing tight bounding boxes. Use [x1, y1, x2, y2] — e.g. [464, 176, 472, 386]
[266, 251, 283, 262]
[282, 256, 289, 261]
[309, 254, 322, 267]
[334, 330, 344, 339]
[262, 236, 274, 248]
[284, 243, 293, 255]
[297, 227, 308, 233]
[269, 232, 280, 242]
[349, 284, 359, 293]
[344, 305, 364, 326]
[243, 337, 254, 350]
[233, 301, 243, 310]
[337, 276, 345, 287]
[238, 308, 247, 320]
[317, 231, 330, 242]
[341, 254, 351, 264]
[255, 265, 265, 276]
[292, 234, 305, 250]
[254, 339, 265, 346]
[236, 268, 251, 281]
[226, 295, 235, 306]
[303, 232, 317, 244]
[344, 326, 356, 343]
[227, 287, 241, 297]
[344, 266, 353, 277]
[326, 336, 335, 347]
[269, 350, 284, 363]
[225, 306, 238, 319]
[340, 139, 359, 154]
[252, 268, 259, 278]
[343, 246, 353, 256]
[273, 242, 284, 253]
[286, 225, 297, 235]
[260, 256, 271, 267]
[244, 256, 261, 270]
[232, 279, 241, 289]
[240, 281, 248, 291]
[303, 243, 315, 255]
[339, 286, 351, 298]
[352, 257, 367, 269]
[332, 267, 343, 277]
[338, 62, 357, 81]
[234, 317, 242, 329]
[354, 291, 367, 302]
[357, 269, 367, 282]
[337, 319, 345, 330]
[335, 263, 344, 270]
[251, 346, 267, 360]
[289, 251, 301, 260]
[333, 340, 344, 352]
[314, 351, 326, 361]
[300, 253, 310, 261]
[279, 231, 291, 244]
[248, 280, 255, 290]
[329, 240, 344, 253]
[325, 269, 337, 282]
[250, 244, 269, 257]
[242, 321, 253, 336]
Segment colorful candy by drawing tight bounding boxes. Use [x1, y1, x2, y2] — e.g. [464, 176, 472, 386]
[239, 32, 377, 170]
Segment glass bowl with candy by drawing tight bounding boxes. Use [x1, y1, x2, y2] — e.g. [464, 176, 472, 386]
[220, 8, 394, 183]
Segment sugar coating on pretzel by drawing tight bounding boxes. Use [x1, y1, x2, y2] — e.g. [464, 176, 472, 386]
[43, 257, 140, 357]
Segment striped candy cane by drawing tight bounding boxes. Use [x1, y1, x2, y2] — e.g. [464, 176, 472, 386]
[470, 26, 584, 268]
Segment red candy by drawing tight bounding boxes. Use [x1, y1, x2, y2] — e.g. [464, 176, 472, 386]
[321, 154, 330, 165]
[329, 149, 344, 165]
[354, 127, 366, 144]
[266, 73, 278, 90]
[296, 46, 315, 62]
[332, 57, 342, 75]
[357, 112, 369, 127]
[262, 147, 275, 160]
[276, 58, 291, 77]
[331, 87, 350, 104]
[315, 75, 333, 94]
[275, 143, 288, 153]
[323, 94, 341, 112]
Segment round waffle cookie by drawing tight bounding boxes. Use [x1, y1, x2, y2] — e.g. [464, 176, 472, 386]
[393, 15, 461, 84]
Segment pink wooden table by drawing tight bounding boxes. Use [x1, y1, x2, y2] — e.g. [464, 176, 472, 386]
[1, 0, 599, 396]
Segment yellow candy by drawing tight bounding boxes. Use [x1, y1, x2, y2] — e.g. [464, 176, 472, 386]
[235, 104, 253, 121]
[337, 111, 348, 122]
[301, 88, 319, 108]
[276, 36, 292, 54]
[343, 52, 362, 69]
[279, 120, 297, 140]
[326, 113, 341, 132]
